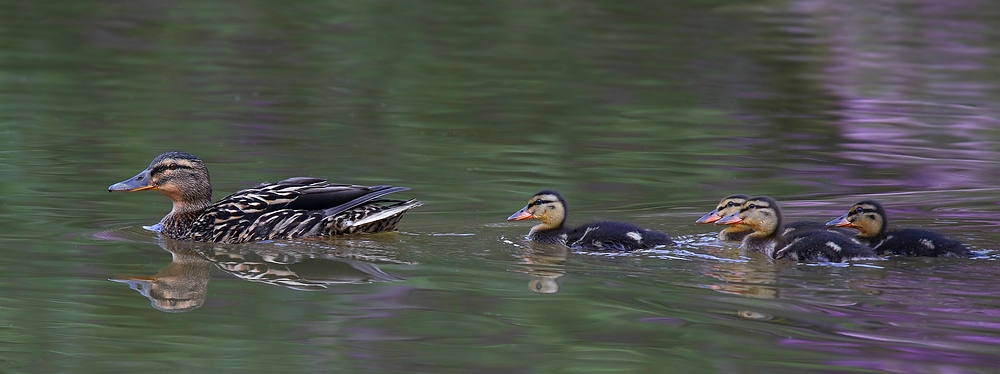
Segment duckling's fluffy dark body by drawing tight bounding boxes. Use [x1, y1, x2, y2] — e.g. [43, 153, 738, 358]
[781, 220, 859, 239]
[776, 230, 876, 262]
[509, 190, 673, 252]
[829, 200, 971, 258]
[566, 221, 674, 252]
[860, 229, 969, 257]
[738, 226, 875, 262]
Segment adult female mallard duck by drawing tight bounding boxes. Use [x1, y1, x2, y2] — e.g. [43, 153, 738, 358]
[108, 151, 422, 243]
[507, 190, 674, 251]
[717, 196, 876, 262]
[826, 200, 971, 257]
[697, 194, 844, 242]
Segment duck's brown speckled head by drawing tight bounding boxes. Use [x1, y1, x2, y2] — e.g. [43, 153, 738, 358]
[109, 151, 213, 212]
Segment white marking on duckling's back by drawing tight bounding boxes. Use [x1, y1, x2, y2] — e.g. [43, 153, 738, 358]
[626, 231, 643, 242]
[826, 241, 842, 252]
[920, 238, 935, 249]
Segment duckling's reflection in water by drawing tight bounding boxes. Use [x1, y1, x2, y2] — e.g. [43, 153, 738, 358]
[701, 252, 780, 299]
[513, 243, 568, 294]
[112, 239, 404, 312]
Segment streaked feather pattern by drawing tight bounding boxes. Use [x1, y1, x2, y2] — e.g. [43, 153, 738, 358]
[183, 179, 422, 243]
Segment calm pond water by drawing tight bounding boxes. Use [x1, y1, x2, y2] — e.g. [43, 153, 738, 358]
[2, 0, 1000, 373]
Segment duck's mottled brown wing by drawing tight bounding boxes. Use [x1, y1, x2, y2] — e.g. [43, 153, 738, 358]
[190, 178, 419, 243]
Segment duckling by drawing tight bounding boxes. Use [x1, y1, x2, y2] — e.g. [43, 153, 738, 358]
[697, 194, 843, 242]
[507, 190, 674, 251]
[696, 194, 752, 241]
[826, 200, 971, 257]
[717, 196, 876, 262]
[108, 151, 422, 243]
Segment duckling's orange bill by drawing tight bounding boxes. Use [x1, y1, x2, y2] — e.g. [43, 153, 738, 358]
[826, 214, 852, 228]
[108, 169, 157, 192]
[507, 207, 533, 221]
[716, 212, 743, 225]
[695, 209, 721, 224]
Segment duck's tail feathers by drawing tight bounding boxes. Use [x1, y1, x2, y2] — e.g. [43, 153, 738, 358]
[322, 186, 411, 216]
[350, 199, 424, 227]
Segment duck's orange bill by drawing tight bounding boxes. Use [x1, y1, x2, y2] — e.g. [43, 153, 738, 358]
[826, 214, 852, 228]
[716, 212, 743, 225]
[695, 209, 721, 224]
[124, 184, 157, 192]
[507, 207, 533, 221]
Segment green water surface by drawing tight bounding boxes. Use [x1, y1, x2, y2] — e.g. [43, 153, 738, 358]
[2, 0, 1000, 373]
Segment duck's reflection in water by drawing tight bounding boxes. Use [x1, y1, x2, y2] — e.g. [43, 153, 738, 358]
[112, 239, 404, 312]
[111, 241, 211, 313]
[514, 244, 568, 294]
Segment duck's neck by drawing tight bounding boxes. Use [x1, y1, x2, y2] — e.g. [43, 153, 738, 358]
[742, 233, 775, 256]
[529, 221, 567, 244]
[159, 200, 212, 240]
[741, 223, 783, 256]
[719, 225, 753, 242]
[854, 233, 883, 248]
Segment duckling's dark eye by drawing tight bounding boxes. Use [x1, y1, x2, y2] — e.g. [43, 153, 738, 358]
[727, 202, 737, 207]
[747, 203, 756, 209]
[168, 163, 178, 170]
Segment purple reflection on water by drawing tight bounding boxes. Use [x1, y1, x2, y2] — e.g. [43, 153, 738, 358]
[831, 359, 968, 374]
[952, 334, 1000, 345]
[778, 337, 865, 356]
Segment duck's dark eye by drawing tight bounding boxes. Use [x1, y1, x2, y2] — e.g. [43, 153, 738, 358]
[747, 203, 756, 209]
[168, 163, 178, 170]
[727, 202, 737, 207]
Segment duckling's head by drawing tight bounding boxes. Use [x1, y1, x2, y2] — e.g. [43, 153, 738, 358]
[716, 196, 782, 237]
[826, 200, 885, 239]
[696, 194, 749, 224]
[507, 190, 568, 233]
[109, 151, 213, 212]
